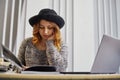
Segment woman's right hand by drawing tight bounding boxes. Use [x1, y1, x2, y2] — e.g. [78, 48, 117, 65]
[22, 66, 29, 70]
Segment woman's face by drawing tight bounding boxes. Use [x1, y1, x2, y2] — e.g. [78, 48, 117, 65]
[38, 19, 54, 40]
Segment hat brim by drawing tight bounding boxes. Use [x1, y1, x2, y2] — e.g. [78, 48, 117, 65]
[29, 14, 65, 29]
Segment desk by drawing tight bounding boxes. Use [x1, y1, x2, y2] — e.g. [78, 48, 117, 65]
[0, 72, 120, 80]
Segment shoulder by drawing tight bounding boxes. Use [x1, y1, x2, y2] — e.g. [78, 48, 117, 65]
[20, 37, 33, 46]
[22, 37, 32, 42]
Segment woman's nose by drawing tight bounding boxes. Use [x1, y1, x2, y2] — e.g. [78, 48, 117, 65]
[44, 29, 48, 34]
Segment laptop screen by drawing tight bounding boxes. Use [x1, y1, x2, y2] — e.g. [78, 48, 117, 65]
[91, 35, 120, 74]
[60, 35, 120, 74]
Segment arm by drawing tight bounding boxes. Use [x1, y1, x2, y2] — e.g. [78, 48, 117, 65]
[13, 39, 28, 73]
[18, 39, 28, 66]
[46, 40, 68, 72]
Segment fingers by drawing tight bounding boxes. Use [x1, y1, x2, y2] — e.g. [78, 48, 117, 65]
[22, 66, 29, 70]
[47, 33, 55, 41]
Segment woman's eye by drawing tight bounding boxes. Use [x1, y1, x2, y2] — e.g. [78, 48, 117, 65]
[39, 26, 44, 29]
[48, 27, 54, 29]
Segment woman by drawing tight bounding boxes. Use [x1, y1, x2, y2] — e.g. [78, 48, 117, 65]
[17, 8, 68, 72]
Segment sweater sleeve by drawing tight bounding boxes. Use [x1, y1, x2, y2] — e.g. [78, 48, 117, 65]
[13, 39, 28, 73]
[46, 40, 68, 72]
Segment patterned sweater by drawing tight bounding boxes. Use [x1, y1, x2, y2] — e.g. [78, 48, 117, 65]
[18, 37, 68, 72]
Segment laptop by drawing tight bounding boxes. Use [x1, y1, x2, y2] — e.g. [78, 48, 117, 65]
[61, 34, 120, 74]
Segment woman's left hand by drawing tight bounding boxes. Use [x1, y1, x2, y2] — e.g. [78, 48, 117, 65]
[47, 33, 55, 41]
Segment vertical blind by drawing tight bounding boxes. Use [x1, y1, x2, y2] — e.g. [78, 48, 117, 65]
[0, 0, 27, 57]
[50, 0, 120, 71]
[94, 0, 120, 53]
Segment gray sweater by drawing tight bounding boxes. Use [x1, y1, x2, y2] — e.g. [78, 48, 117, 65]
[18, 37, 68, 72]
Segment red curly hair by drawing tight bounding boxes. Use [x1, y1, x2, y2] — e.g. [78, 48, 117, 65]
[32, 22, 62, 51]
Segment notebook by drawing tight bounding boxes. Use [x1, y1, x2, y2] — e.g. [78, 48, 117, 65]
[1, 44, 56, 72]
[61, 34, 120, 74]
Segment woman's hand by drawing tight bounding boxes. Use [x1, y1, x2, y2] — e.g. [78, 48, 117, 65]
[22, 66, 29, 70]
[47, 33, 55, 41]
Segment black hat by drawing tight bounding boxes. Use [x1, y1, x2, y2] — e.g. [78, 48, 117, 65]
[29, 8, 65, 29]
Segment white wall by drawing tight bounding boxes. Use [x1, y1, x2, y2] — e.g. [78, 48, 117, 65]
[73, 0, 95, 71]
